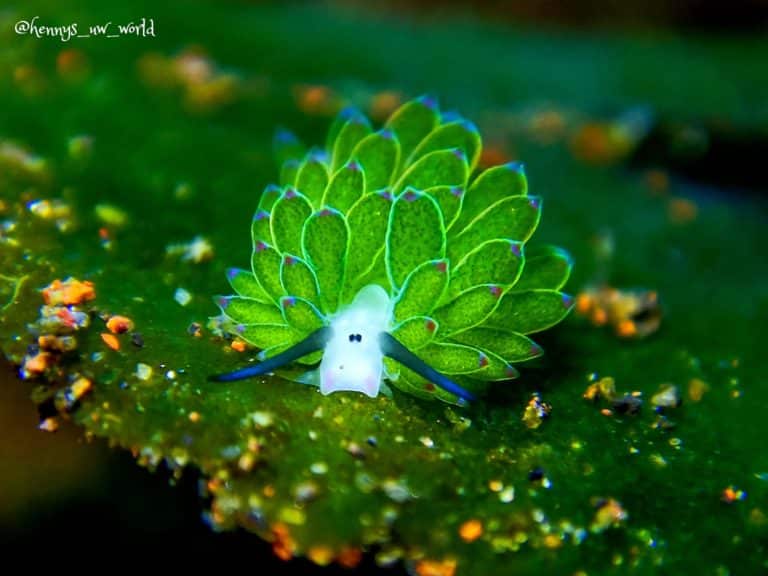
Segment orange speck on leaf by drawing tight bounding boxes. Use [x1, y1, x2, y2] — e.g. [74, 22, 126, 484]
[415, 558, 457, 576]
[70, 376, 93, 400]
[369, 91, 402, 121]
[23, 351, 52, 375]
[271, 522, 296, 561]
[56, 49, 89, 78]
[617, 319, 637, 338]
[479, 145, 512, 168]
[101, 332, 120, 351]
[688, 378, 709, 402]
[189, 411, 201, 423]
[721, 485, 746, 504]
[295, 84, 337, 116]
[231, 339, 247, 352]
[38, 417, 59, 432]
[575, 293, 593, 314]
[106, 315, 134, 334]
[645, 169, 670, 195]
[459, 519, 484, 542]
[42, 278, 95, 306]
[668, 197, 698, 224]
[336, 547, 362, 569]
[307, 546, 335, 567]
[591, 307, 608, 326]
[544, 534, 563, 549]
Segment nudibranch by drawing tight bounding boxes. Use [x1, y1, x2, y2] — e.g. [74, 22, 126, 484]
[210, 96, 574, 405]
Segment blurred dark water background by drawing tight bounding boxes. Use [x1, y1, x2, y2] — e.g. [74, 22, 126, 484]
[2, 0, 766, 571]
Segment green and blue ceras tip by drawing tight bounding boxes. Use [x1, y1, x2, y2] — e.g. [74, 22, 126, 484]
[212, 96, 574, 406]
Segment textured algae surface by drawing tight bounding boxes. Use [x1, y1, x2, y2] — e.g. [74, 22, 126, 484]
[2, 1, 768, 573]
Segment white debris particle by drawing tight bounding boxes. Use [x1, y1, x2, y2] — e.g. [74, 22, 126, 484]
[310, 462, 328, 475]
[166, 235, 214, 263]
[419, 436, 434, 448]
[294, 481, 319, 504]
[250, 411, 274, 428]
[382, 478, 412, 503]
[135, 363, 152, 381]
[174, 287, 192, 306]
[499, 486, 515, 503]
[165, 370, 177, 380]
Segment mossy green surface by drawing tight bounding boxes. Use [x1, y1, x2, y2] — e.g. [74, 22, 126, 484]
[1, 1, 767, 573]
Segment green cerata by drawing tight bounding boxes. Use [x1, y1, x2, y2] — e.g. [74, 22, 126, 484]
[210, 95, 574, 406]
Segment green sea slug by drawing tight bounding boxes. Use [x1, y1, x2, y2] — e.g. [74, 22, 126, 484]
[210, 96, 574, 405]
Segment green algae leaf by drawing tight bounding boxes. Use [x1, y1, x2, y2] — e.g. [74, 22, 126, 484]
[295, 151, 330, 208]
[352, 129, 400, 192]
[325, 106, 358, 151]
[471, 348, 520, 381]
[408, 119, 482, 172]
[432, 284, 502, 336]
[217, 295, 285, 325]
[302, 208, 349, 313]
[448, 326, 543, 363]
[391, 316, 438, 350]
[344, 191, 394, 296]
[251, 240, 285, 303]
[423, 185, 464, 231]
[486, 288, 574, 334]
[451, 162, 527, 233]
[448, 195, 541, 263]
[225, 268, 270, 303]
[386, 190, 445, 289]
[270, 189, 313, 257]
[273, 128, 306, 167]
[384, 94, 440, 171]
[252, 185, 282, 249]
[237, 322, 296, 349]
[251, 209, 272, 246]
[393, 258, 449, 322]
[280, 296, 325, 335]
[331, 111, 372, 171]
[420, 341, 488, 374]
[449, 239, 524, 296]
[323, 159, 366, 212]
[279, 159, 300, 187]
[394, 148, 468, 193]
[257, 183, 283, 212]
[390, 365, 441, 400]
[279, 254, 320, 304]
[514, 245, 573, 291]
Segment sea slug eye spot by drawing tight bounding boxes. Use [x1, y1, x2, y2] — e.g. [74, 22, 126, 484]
[348, 334, 354, 342]
[356, 334, 362, 342]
